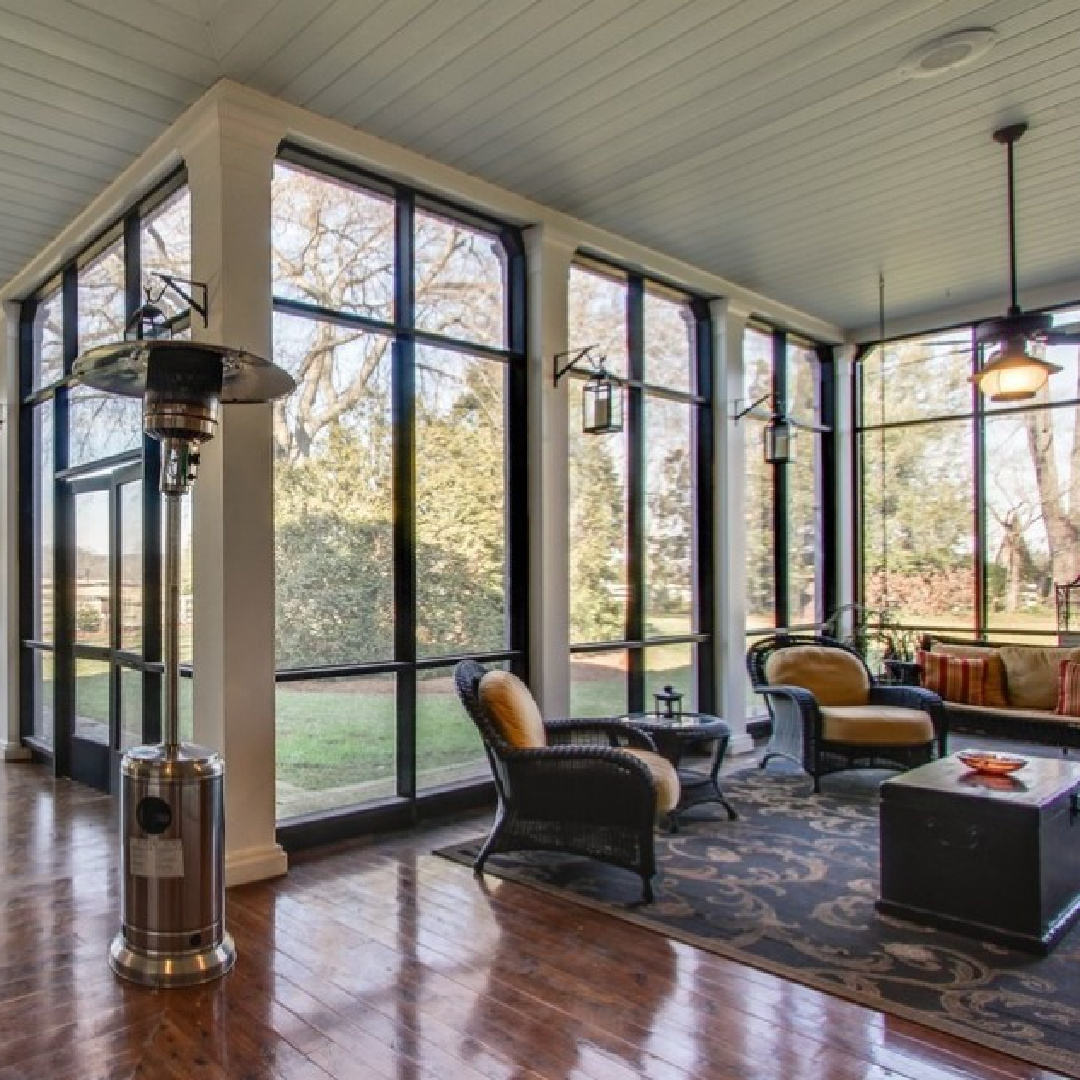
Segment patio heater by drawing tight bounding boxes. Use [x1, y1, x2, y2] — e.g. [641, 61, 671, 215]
[70, 294, 294, 987]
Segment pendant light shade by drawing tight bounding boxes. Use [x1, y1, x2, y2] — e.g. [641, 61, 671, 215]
[973, 337, 1060, 402]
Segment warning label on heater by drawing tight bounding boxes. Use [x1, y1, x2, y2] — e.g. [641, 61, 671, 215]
[129, 838, 185, 878]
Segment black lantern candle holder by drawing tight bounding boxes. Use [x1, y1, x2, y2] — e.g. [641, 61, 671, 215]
[653, 684, 683, 720]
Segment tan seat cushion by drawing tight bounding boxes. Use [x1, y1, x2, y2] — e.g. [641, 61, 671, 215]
[819, 705, 935, 747]
[998, 645, 1080, 711]
[765, 646, 869, 706]
[478, 670, 546, 749]
[624, 749, 681, 816]
[929, 642, 1009, 707]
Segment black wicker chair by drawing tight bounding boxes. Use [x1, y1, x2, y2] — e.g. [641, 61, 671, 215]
[454, 659, 669, 902]
[746, 634, 947, 792]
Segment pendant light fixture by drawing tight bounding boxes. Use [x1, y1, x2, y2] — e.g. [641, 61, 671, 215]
[972, 124, 1062, 401]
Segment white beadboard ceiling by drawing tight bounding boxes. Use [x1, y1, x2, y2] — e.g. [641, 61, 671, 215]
[1, 0, 1078, 337]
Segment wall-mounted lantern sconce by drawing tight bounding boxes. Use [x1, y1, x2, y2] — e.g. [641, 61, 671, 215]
[733, 394, 795, 465]
[553, 345, 624, 434]
[125, 273, 209, 342]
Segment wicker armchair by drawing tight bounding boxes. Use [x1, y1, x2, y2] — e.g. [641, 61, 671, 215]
[454, 659, 676, 902]
[746, 634, 947, 792]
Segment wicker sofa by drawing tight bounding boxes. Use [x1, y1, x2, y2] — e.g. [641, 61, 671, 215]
[919, 635, 1080, 752]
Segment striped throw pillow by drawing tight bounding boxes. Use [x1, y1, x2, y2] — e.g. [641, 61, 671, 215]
[916, 649, 987, 706]
[1055, 660, 1080, 716]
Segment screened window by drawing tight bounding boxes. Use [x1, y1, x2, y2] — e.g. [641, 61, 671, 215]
[271, 153, 525, 823]
[567, 263, 711, 717]
[858, 309, 1080, 647]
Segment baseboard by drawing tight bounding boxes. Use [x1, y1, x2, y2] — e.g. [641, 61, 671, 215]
[225, 842, 288, 887]
[2, 742, 32, 762]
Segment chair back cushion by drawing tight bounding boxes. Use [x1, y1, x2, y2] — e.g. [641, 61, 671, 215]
[764, 645, 869, 706]
[478, 670, 546, 748]
[927, 641, 1008, 707]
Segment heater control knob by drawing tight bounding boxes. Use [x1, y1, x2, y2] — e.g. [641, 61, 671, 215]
[136, 796, 173, 835]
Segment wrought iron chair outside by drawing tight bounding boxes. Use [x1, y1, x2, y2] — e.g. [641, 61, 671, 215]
[746, 635, 947, 792]
[454, 659, 669, 902]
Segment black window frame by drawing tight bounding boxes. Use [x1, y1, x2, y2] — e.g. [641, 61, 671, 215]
[271, 143, 529, 845]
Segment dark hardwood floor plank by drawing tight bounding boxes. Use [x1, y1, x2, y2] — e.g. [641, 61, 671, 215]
[0, 762, 1070, 1080]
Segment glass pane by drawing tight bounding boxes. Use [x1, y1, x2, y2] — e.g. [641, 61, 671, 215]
[75, 490, 110, 647]
[787, 344, 820, 627]
[861, 330, 973, 426]
[643, 287, 693, 392]
[415, 346, 507, 658]
[643, 642, 696, 713]
[986, 406, 1079, 634]
[33, 649, 54, 746]
[120, 668, 143, 749]
[415, 210, 505, 348]
[31, 287, 63, 390]
[644, 396, 693, 637]
[120, 482, 141, 652]
[569, 651, 628, 717]
[141, 187, 191, 298]
[276, 673, 396, 820]
[568, 396, 627, 644]
[33, 401, 54, 642]
[78, 240, 126, 353]
[68, 385, 142, 468]
[273, 313, 394, 668]
[569, 265, 628, 380]
[179, 497, 192, 666]
[416, 666, 486, 792]
[179, 674, 193, 743]
[744, 327, 774, 631]
[75, 658, 110, 743]
[272, 162, 394, 322]
[861, 418, 975, 634]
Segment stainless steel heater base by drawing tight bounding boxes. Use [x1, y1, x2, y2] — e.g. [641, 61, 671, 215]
[109, 930, 236, 988]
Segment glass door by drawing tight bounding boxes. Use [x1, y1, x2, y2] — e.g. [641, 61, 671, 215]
[65, 463, 155, 792]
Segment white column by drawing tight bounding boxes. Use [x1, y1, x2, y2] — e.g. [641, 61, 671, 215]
[0, 302, 28, 761]
[182, 101, 287, 885]
[712, 299, 755, 755]
[523, 226, 576, 717]
[833, 344, 857, 627]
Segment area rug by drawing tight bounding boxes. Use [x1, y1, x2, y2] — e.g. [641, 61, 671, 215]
[435, 767, 1080, 1078]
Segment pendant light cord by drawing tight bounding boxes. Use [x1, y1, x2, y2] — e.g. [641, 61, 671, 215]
[879, 272, 889, 607]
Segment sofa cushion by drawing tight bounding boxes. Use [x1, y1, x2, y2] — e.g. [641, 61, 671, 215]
[999, 645, 1080, 711]
[818, 705, 935, 746]
[623, 749, 681, 815]
[478, 670, 546, 748]
[917, 650, 986, 706]
[1056, 660, 1080, 717]
[765, 646, 869, 707]
[928, 641, 1009, 707]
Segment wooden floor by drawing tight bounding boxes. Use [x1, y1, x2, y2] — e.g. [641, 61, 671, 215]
[0, 760, 1066, 1080]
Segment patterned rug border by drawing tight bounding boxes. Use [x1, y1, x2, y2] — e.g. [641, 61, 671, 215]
[435, 784, 1079, 1079]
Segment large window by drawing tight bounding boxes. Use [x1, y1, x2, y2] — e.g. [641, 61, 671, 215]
[19, 176, 190, 787]
[742, 326, 830, 717]
[858, 309, 1080, 645]
[566, 263, 712, 716]
[270, 152, 526, 822]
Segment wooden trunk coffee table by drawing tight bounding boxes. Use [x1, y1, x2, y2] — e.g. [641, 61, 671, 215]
[877, 753, 1080, 954]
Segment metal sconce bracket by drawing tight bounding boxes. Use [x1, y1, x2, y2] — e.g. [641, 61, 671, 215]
[553, 344, 606, 386]
[152, 273, 209, 327]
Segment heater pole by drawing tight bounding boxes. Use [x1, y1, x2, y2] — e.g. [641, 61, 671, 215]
[162, 489, 182, 751]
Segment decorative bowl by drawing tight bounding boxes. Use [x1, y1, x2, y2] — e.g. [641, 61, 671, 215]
[956, 750, 1028, 776]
